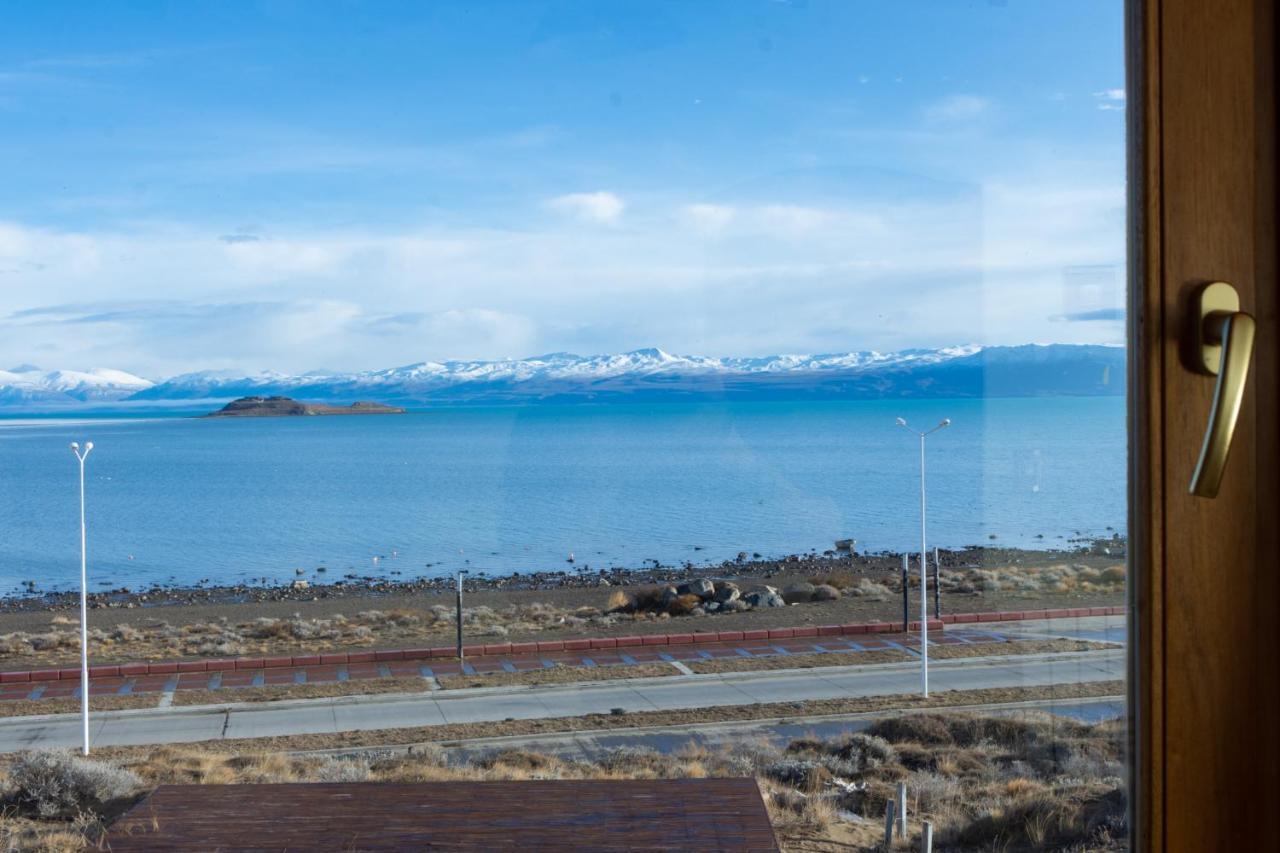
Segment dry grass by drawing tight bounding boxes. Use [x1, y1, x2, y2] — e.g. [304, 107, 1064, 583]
[0, 694, 160, 719]
[811, 561, 1127, 600]
[171, 677, 429, 707]
[0, 700, 1127, 851]
[687, 649, 912, 674]
[925, 638, 1114, 659]
[435, 663, 675, 690]
[0, 602, 627, 669]
[1, 562, 1125, 674]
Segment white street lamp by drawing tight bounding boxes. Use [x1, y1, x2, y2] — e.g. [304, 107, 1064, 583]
[69, 441, 93, 755]
[895, 418, 950, 696]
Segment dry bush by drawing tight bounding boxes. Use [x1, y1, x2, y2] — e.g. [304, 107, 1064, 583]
[314, 758, 372, 783]
[665, 594, 703, 616]
[631, 587, 670, 612]
[865, 714, 955, 746]
[907, 770, 964, 813]
[763, 759, 832, 794]
[5, 751, 141, 819]
[943, 562, 1126, 596]
[811, 584, 841, 602]
[604, 590, 636, 613]
[0, 710, 1127, 851]
[808, 573, 855, 590]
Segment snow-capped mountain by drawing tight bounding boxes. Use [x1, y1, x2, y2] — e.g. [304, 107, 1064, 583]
[0, 365, 154, 406]
[119, 344, 1123, 407]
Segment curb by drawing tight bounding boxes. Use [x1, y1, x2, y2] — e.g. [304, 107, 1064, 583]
[0, 605, 1125, 684]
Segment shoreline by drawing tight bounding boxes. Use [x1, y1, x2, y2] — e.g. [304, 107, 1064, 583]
[1, 536, 1125, 614]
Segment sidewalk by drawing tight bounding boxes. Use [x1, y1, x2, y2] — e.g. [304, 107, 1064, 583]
[0, 647, 1128, 752]
[7, 629, 977, 703]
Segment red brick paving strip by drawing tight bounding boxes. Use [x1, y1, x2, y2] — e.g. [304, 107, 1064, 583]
[0, 606, 1122, 684]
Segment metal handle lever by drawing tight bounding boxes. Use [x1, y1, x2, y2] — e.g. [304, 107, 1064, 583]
[1189, 282, 1256, 498]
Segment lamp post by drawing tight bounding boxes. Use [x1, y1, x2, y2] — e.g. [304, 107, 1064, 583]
[456, 569, 469, 660]
[895, 417, 950, 696]
[69, 441, 94, 755]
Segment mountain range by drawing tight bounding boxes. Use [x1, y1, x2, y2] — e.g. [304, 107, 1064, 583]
[0, 344, 1124, 410]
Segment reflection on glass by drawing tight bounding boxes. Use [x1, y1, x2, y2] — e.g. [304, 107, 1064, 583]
[0, 2, 1127, 849]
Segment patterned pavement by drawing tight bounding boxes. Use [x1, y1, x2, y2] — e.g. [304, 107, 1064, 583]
[1, 628, 1025, 705]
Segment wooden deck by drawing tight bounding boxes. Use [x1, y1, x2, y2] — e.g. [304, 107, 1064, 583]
[103, 778, 780, 851]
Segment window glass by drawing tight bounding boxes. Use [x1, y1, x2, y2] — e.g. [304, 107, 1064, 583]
[0, 3, 1127, 849]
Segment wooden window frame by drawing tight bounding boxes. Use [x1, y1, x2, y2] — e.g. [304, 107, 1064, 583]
[1129, 0, 1278, 847]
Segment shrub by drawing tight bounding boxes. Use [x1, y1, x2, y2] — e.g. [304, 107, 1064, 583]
[866, 715, 955, 746]
[7, 751, 142, 818]
[808, 573, 855, 590]
[811, 584, 841, 602]
[314, 758, 371, 783]
[1098, 565, 1126, 584]
[764, 759, 832, 793]
[631, 587, 670, 612]
[110, 617, 141, 637]
[665, 594, 702, 616]
[846, 578, 892, 597]
[908, 770, 964, 812]
[836, 733, 897, 771]
[604, 590, 635, 613]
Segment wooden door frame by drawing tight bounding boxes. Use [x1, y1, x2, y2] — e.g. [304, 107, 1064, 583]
[1130, 0, 1278, 847]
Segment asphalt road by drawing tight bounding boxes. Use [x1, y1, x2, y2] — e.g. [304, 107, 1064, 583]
[0, 647, 1124, 753]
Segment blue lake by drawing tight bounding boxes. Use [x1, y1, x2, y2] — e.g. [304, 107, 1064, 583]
[0, 398, 1125, 596]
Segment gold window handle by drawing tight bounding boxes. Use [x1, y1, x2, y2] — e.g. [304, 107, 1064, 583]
[1189, 281, 1256, 498]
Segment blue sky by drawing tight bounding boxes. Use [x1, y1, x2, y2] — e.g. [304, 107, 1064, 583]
[0, 0, 1126, 378]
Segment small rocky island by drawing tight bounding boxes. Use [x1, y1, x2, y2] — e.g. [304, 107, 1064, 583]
[203, 396, 406, 418]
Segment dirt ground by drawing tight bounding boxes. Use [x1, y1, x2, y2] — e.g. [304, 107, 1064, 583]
[0, 565, 1125, 671]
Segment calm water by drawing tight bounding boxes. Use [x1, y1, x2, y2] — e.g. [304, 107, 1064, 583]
[0, 399, 1125, 596]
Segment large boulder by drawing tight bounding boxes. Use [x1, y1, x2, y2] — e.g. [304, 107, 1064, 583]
[713, 584, 741, 604]
[782, 582, 817, 604]
[720, 598, 750, 612]
[743, 590, 785, 609]
[677, 578, 716, 599]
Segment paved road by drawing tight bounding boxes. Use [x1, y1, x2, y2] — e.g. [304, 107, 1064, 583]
[0, 648, 1124, 753]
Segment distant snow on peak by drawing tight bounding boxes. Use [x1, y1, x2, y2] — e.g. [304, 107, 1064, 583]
[0, 366, 153, 405]
[4, 344, 1125, 409]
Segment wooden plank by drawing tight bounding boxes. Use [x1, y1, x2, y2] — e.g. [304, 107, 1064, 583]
[104, 779, 780, 851]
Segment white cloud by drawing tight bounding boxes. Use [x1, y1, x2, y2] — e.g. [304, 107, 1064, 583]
[0, 167, 1126, 376]
[923, 94, 990, 122]
[754, 204, 833, 235]
[680, 203, 735, 234]
[1093, 88, 1126, 111]
[546, 191, 625, 224]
